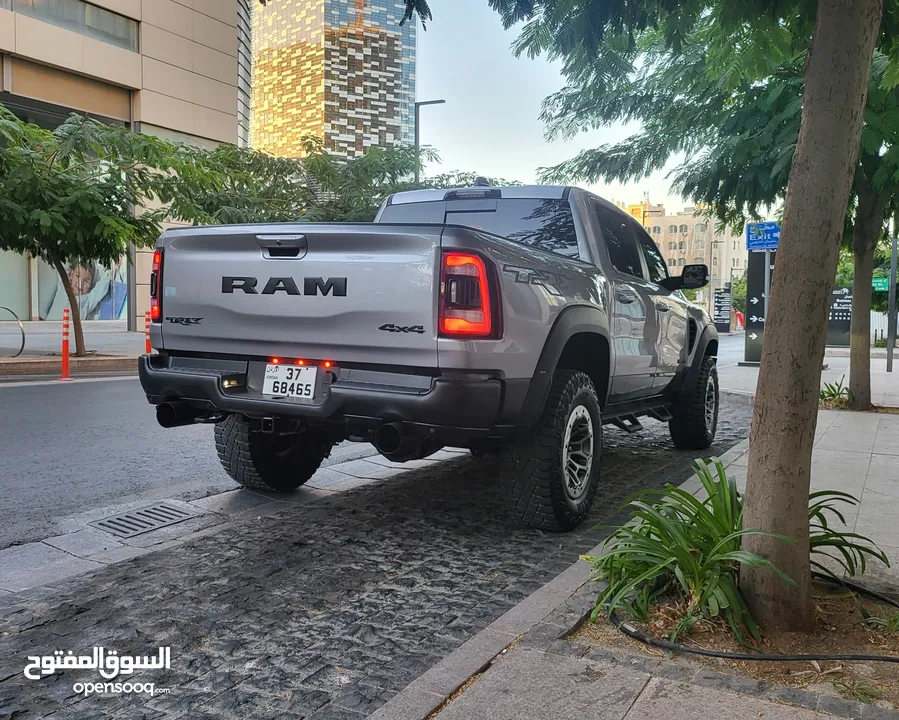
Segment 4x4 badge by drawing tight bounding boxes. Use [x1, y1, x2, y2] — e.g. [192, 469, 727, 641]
[379, 323, 425, 335]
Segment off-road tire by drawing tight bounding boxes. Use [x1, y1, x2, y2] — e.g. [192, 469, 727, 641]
[669, 354, 719, 450]
[496, 370, 602, 532]
[214, 415, 334, 492]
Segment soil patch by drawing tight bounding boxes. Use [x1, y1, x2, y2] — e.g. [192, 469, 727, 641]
[573, 582, 899, 709]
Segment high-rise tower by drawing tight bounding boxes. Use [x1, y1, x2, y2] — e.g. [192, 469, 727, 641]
[251, 0, 416, 157]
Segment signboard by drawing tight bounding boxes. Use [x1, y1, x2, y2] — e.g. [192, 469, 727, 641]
[873, 277, 890, 292]
[746, 221, 781, 251]
[743, 249, 776, 363]
[713, 288, 732, 333]
[826, 287, 852, 347]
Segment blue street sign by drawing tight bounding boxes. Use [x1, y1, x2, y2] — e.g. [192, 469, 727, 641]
[747, 221, 781, 250]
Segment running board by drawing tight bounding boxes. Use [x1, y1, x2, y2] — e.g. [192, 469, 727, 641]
[610, 415, 643, 433]
[647, 407, 673, 422]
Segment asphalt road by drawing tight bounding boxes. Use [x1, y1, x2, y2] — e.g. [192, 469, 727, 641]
[716, 331, 745, 367]
[0, 378, 378, 550]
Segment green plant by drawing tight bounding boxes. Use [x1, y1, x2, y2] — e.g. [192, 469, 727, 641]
[858, 606, 899, 632]
[588, 459, 795, 646]
[809, 491, 889, 579]
[819, 376, 854, 405]
[587, 459, 889, 646]
[833, 678, 886, 704]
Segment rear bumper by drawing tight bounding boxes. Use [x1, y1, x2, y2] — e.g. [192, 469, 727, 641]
[139, 354, 516, 438]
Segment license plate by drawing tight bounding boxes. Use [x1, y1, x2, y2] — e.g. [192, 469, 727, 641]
[262, 364, 317, 398]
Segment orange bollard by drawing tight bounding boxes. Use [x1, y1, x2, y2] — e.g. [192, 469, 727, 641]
[145, 311, 152, 354]
[59, 307, 73, 382]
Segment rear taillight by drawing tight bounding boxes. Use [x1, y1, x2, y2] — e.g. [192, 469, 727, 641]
[150, 249, 163, 322]
[439, 252, 494, 337]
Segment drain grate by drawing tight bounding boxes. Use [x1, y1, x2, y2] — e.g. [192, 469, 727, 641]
[89, 502, 197, 539]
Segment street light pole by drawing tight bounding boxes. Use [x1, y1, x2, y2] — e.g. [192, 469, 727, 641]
[413, 99, 445, 184]
[888, 213, 898, 372]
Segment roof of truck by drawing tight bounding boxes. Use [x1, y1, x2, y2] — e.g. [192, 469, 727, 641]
[385, 185, 571, 205]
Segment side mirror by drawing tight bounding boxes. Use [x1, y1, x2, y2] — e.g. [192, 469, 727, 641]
[660, 264, 709, 291]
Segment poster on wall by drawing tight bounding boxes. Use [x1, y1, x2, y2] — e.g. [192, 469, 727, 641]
[38, 258, 128, 321]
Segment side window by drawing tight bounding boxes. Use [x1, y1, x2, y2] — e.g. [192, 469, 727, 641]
[594, 203, 643, 278]
[631, 222, 669, 284]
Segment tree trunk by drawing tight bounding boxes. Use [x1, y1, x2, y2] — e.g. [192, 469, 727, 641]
[847, 177, 885, 411]
[49, 254, 87, 357]
[740, 0, 882, 631]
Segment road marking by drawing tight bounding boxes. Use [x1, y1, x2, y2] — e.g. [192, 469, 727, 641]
[0, 375, 138, 389]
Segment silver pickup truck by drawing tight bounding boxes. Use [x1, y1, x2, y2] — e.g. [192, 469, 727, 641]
[139, 184, 719, 531]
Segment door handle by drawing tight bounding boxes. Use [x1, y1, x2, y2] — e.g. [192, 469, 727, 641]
[256, 234, 308, 259]
[616, 292, 636, 304]
[656, 303, 670, 312]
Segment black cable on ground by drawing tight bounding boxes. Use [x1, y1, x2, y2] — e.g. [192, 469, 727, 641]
[609, 574, 899, 663]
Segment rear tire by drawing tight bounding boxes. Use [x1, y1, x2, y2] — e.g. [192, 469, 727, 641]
[497, 370, 602, 532]
[214, 415, 334, 492]
[669, 355, 719, 450]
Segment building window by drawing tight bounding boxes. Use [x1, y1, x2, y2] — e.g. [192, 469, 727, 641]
[712, 257, 718, 265]
[713, 274, 719, 283]
[694, 257, 704, 264]
[679, 224, 688, 233]
[652, 226, 661, 234]
[678, 258, 686, 266]
[695, 223, 707, 232]
[668, 225, 677, 233]
[695, 240, 705, 250]
[668, 241, 677, 250]
[12, 0, 138, 52]
[667, 258, 676, 267]
[678, 241, 686, 250]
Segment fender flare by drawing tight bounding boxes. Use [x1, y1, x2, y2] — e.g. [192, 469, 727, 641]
[518, 305, 612, 426]
[676, 324, 719, 400]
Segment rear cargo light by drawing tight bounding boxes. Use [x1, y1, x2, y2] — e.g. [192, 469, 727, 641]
[270, 357, 281, 364]
[323, 361, 332, 369]
[439, 252, 493, 337]
[295, 359, 305, 365]
[149, 249, 163, 322]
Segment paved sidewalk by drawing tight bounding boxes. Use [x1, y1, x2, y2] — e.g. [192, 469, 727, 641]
[718, 354, 899, 407]
[0, 321, 144, 357]
[0, 321, 143, 375]
[417, 411, 899, 720]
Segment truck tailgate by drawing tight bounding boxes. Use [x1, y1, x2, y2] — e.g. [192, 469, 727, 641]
[157, 223, 440, 367]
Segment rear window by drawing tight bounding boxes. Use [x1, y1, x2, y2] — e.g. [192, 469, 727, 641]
[380, 198, 580, 259]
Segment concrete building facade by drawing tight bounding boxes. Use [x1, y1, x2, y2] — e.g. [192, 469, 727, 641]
[251, 0, 416, 158]
[616, 199, 748, 309]
[0, 0, 248, 328]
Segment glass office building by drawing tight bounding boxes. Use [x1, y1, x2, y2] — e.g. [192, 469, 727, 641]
[252, 0, 416, 158]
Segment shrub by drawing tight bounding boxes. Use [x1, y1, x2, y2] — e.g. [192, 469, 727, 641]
[587, 458, 887, 646]
[819, 376, 853, 407]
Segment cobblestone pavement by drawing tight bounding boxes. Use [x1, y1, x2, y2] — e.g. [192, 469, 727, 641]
[0, 404, 752, 720]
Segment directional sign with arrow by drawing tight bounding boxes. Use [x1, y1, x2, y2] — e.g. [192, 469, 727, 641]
[743, 249, 776, 363]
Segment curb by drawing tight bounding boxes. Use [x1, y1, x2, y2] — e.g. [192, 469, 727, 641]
[0, 355, 138, 376]
[720, 388, 755, 406]
[370, 440, 752, 720]
[826, 347, 894, 358]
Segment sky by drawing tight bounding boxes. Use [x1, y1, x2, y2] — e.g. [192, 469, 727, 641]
[413, 0, 688, 212]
